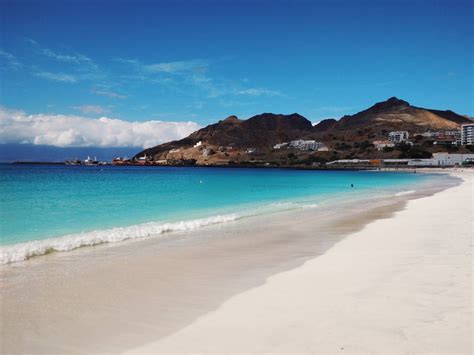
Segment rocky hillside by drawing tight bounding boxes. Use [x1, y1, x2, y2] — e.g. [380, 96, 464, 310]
[138, 113, 315, 158]
[314, 97, 470, 133]
[135, 97, 472, 165]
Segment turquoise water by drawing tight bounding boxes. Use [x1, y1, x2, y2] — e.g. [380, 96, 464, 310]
[0, 164, 446, 263]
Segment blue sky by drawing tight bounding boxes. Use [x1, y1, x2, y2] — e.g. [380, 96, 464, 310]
[0, 0, 472, 149]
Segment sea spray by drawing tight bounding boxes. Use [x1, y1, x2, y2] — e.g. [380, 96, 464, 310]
[0, 214, 239, 265]
[394, 190, 416, 196]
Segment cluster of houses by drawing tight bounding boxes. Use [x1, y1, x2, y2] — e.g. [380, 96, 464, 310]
[106, 124, 474, 167]
[373, 124, 474, 150]
[273, 140, 329, 152]
[372, 131, 412, 150]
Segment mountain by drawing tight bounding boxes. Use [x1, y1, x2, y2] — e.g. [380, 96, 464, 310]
[315, 97, 471, 133]
[138, 113, 315, 158]
[135, 97, 472, 165]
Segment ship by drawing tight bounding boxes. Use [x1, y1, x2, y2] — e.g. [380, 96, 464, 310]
[84, 156, 99, 166]
[65, 158, 81, 165]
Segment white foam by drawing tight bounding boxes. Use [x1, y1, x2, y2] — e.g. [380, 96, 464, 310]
[266, 201, 319, 211]
[394, 190, 416, 197]
[0, 214, 239, 265]
[301, 203, 319, 209]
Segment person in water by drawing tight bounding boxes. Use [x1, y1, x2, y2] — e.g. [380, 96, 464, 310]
[351, 184, 354, 188]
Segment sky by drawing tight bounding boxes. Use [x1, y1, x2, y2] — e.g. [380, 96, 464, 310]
[0, 0, 472, 152]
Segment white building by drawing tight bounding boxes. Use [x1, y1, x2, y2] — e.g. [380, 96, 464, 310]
[421, 131, 440, 138]
[388, 131, 409, 144]
[273, 143, 289, 149]
[289, 140, 326, 151]
[407, 153, 474, 166]
[444, 130, 461, 137]
[194, 141, 202, 148]
[373, 140, 395, 151]
[326, 159, 370, 165]
[461, 124, 474, 145]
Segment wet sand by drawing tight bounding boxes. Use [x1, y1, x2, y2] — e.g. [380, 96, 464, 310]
[130, 170, 473, 354]
[0, 172, 466, 353]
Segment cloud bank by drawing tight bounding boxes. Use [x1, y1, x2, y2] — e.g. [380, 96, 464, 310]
[0, 107, 201, 149]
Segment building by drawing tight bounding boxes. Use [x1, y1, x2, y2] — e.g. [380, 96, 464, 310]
[327, 153, 474, 167]
[136, 155, 148, 165]
[326, 159, 371, 166]
[444, 130, 461, 137]
[420, 130, 460, 139]
[289, 140, 326, 151]
[273, 143, 289, 149]
[194, 141, 202, 148]
[381, 159, 410, 166]
[112, 156, 131, 165]
[372, 140, 395, 151]
[461, 124, 474, 145]
[433, 139, 456, 147]
[388, 131, 409, 144]
[407, 153, 474, 166]
[421, 131, 440, 138]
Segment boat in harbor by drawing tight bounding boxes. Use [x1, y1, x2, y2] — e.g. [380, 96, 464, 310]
[84, 156, 99, 166]
[65, 158, 82, 165]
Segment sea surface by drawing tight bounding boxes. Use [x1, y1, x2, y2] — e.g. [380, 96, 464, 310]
[0, 164, 451, 264]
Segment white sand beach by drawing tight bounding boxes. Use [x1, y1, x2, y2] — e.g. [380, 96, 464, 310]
[130, 170, 473, 354]
[1, 170, 472, 354]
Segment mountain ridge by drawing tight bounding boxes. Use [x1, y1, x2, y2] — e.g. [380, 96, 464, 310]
[136, 97, 472, 164]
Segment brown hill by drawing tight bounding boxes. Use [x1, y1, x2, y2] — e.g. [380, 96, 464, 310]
[138, 113, 314, 159]
[135, 97, 470, 162]
[314, 97, 470, 133]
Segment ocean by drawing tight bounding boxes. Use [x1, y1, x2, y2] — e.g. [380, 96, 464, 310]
[0, 164, 450, 264]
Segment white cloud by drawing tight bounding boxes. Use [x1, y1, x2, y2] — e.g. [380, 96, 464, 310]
[27, 38, 96, 68]
[0, 50, 22, 69]
[26, 39, 101, 82]
[40, 48, 93, 66]
[73, 105, 111, 115]
[92, 88, 127, 99]
[144, 60, 207, 73]
[0, 107, 202, 149]
[34, 71, 77, 83]
[237, 88, 282, 97]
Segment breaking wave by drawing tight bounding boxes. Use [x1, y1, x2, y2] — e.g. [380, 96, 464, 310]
[394, 190, 416, 197]
[0, 199, 323, 266]
[266, 201, 319, 211]
[0, 214, 239, 265]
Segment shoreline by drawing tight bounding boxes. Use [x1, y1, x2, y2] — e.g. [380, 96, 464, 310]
[131, 169, 473, 354]
[8, 161, 472, 171]
[1, 169, 452, 266]
[0, 170, 469, 353]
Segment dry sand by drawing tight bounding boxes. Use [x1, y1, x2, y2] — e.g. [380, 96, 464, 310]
[129, 170, 473, 354]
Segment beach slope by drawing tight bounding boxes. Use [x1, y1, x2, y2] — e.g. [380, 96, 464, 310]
[130, 171, 473, 354]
